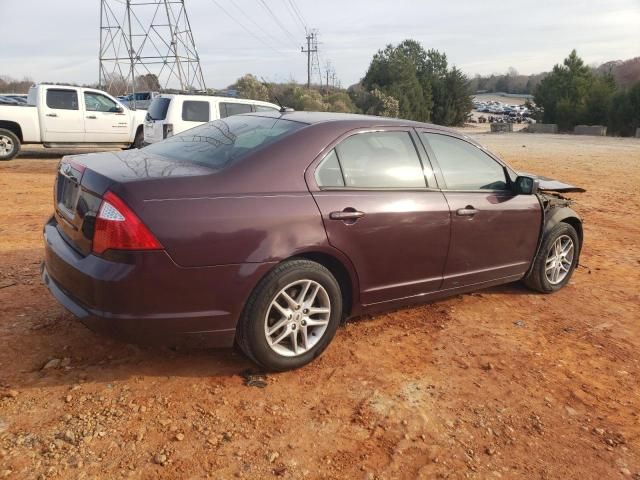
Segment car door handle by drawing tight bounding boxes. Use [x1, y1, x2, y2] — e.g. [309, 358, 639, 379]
[456, 206, 479, 216]
[329, 209, 365, 221]
[86, 115, 97, 119]
[45, 113, 57, 117]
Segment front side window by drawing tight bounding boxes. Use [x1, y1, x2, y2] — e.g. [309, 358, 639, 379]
[220, 102, 253, 118]
[46, 89, 79, 110]
[333, 131, 426, 188]
[143, 116, 305, 169]
[182, 101, 210, 122]
[84, 92, 119, 112]
[421, 133, 507, 190]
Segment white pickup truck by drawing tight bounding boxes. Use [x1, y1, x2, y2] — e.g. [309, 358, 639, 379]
[0, 84, 147, 160]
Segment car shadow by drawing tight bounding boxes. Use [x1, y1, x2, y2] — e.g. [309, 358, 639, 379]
[17, 147, 121, 159]
[1, 279, 539, 390]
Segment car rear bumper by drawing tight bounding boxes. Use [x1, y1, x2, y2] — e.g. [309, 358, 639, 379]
[42, 216, 275, 348]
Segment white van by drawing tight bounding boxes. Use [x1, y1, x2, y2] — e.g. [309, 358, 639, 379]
[143, 94, 280, 144]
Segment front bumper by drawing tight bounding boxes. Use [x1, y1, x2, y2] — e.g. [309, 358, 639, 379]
[42, 216, 274, 348]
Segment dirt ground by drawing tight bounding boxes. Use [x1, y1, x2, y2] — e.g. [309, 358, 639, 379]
[1, 131, 639, 480]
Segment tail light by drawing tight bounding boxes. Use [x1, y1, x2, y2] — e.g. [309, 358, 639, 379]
[92, 191, 162, 255]
[163, 123, 174, 138]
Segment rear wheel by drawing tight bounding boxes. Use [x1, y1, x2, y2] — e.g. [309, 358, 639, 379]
[524, 222, 580, 293]
[0, 129, 20, 161]
[236, 259, 342, 371]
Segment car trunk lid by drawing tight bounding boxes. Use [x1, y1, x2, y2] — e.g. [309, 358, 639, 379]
[53, 159, 100, 256]
[53, 150, 214, 256]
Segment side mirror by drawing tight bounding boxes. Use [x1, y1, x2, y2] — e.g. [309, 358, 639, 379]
[116, 105, 125, 113]
[515, 176, 539, 195]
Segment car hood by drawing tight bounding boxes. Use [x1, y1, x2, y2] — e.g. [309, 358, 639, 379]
[521, 173, 586, 193]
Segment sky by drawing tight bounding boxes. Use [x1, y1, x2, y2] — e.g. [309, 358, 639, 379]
[1, 0, 639, 90]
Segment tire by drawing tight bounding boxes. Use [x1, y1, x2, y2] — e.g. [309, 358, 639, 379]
[236, 259, 342, 371]
[523, 222, 580, 293]
[130, 128, 144, 149]
[0, 129, 21, 161]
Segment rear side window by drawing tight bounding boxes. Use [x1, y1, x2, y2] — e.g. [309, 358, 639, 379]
[315, 150, 344, 187]
[46, 89, 79, 110]
[220, 102, 253, 118]
[421, 133, 507, 190]
[143, 116, 305, 169]
[146, 97, 171, 120]
[182, 101, 210, 122]
[334, 131, 426, 188]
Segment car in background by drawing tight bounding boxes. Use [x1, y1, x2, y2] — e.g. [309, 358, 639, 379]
[0, 84, 147, 160]
[42, 111, 584, 371]
[1, 94, 28, 104]
[143, 94, 280, 144]
[0, 96, 24, 106]
[118, 91, 160, 110]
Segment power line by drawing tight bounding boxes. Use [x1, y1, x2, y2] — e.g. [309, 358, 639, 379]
[281, 0, 306, 35]
[256, 0, 299, 47]
[288, 0, 308, 31]
[209, 0, 291, 57]
[230, 0, 293, 49]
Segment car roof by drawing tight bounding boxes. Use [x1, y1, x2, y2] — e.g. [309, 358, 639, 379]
[243, 110, 462, 134]
[157, 93, 278, 107]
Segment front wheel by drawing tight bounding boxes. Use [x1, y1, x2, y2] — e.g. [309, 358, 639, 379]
[523, 222, 580, 293]
[236, 259, 342, 371]
[130, 128, 144, 149]
[0, 129, 21, 161]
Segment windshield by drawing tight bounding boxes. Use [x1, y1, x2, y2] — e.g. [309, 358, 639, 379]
[142, 115, 305, 169]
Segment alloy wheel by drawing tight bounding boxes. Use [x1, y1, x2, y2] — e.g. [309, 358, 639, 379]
[264, 279, 331, 357]
[0, 135, 14, 156]
[545, 234, 574, 285]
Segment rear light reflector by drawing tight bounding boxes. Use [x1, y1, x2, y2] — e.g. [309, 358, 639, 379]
[92, 191, 162, 255]
[60, 158, 86, 174]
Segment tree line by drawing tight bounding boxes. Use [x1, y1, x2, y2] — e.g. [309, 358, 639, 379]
[232, 39, 473, 126]
[6, 40, 639, 135]
[534, 50, 640, 136]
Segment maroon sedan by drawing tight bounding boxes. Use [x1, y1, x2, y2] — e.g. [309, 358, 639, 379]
[43, 112, 583, 370]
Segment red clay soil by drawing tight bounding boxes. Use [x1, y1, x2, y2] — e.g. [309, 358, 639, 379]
[0, 134, 639, 479]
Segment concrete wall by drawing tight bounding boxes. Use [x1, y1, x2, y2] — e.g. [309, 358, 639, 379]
[528, 123, 558, 134]
[490, 123, 513, 133]
[574, 125, 607, 136]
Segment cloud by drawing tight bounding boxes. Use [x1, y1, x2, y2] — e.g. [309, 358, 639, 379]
[1, 0, 638, 88]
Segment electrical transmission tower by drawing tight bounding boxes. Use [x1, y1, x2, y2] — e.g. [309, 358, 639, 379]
[301, 30, 320, 89]
[324, 60, 337, 92]
[99, 0, 206, 100]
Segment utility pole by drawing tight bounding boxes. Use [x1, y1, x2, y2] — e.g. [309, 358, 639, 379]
[324, 60, 334, 93]
[301, 30, 318, 89]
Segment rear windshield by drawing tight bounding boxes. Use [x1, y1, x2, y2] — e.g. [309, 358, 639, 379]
[146, 97, 171, 120]
[142, 115, 305, 169]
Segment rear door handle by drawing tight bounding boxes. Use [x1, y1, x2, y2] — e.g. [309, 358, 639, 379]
[86, 115, 97, 119]
[329, 209, 365, 221]
[456, 206, 478, 216]
[45, 113, 57, 117]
